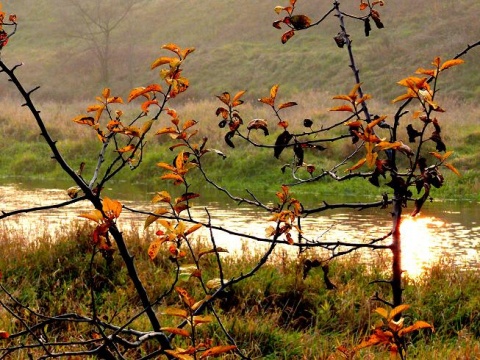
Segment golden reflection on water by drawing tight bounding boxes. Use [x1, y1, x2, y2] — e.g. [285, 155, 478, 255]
[1, 185, 480, 275]
[400, 216, 445, 278]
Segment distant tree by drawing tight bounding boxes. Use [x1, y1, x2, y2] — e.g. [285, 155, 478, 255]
[64, 0, 141, 86]
[0, 0, 479, 359]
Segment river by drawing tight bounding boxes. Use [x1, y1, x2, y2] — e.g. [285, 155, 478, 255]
[1, 182, 479, 277]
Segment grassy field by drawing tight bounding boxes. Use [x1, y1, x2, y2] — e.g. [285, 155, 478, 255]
[0, 0, 479, 102]
[1, 1, 480, 201]
[0, 224, 479, 359]
[1, 90, 479, 201]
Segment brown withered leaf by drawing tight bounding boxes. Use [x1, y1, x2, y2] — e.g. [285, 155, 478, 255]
[274, 130, 293, 158]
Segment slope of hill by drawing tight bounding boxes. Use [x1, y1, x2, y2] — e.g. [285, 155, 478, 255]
[1, 0, 479, 103]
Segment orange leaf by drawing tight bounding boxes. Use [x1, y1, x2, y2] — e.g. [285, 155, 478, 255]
[360, 2, 368, 10]
[281, 29, 295, 43]
[162, 307, 189, 318]
[174, 203, 190, 215]
[348, 83, 363, 100]
[175, 192, 200, 204]
[429, 151, 443, 160]
[103, 197, 122, 219]
[184, 223, 203, 236]
[156, 127, 178, 135]
[329, 105, 354, 112]
[398, 320, 434, 336]
[115, 144, 135, 153]
[440, 58, 465, 71]
[102, 88, 111, 99]
[216, 92, 231, 105]
[161, 173, 185, 184]
[258, 96, 274, 106]
[107, 96, 123, 104]
[176, 287, 196, 308]
[200, 345, 237, 359]
[182, 119, 198, 130]
[445, 163, 461, 176]
[278, 101, 297, 109]
[156, 162, 177, 172]
[161, 327, 191, 338]
[232, 90, 246, 103]
[72, 115, 96, 126]
[345, 158, 366, 172]
[162, 43, 181, 54]
[148, 237, 166, 260]
[141, 100, 159, 113]
[332, 94, 353, 101]
[192, 315, 213, 325]
[151, 56, 176, 70]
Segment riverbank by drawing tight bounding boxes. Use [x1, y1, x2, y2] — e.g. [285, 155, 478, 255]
[0, 224, 479, 359]
[1, 95, 479, 202]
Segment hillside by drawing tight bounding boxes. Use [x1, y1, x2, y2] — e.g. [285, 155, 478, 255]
[1, 0, 479, 103]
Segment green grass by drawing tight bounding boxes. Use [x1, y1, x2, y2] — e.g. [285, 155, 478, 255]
[1, 225, 480, 359]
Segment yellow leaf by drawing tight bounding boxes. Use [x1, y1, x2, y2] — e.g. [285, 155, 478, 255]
[440, 58, 464, 71]
[140, 119, 154, 135]
[79, 209, 104, 223]
[152, 191, 172, 203]
[165, 349, 194, 360]
[206, 278, 223, 289]
[232, 90, 246, 103]
[144, 208, 170, 229]
[375, 307, 389, 319]
[270, 84, 279, 100]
